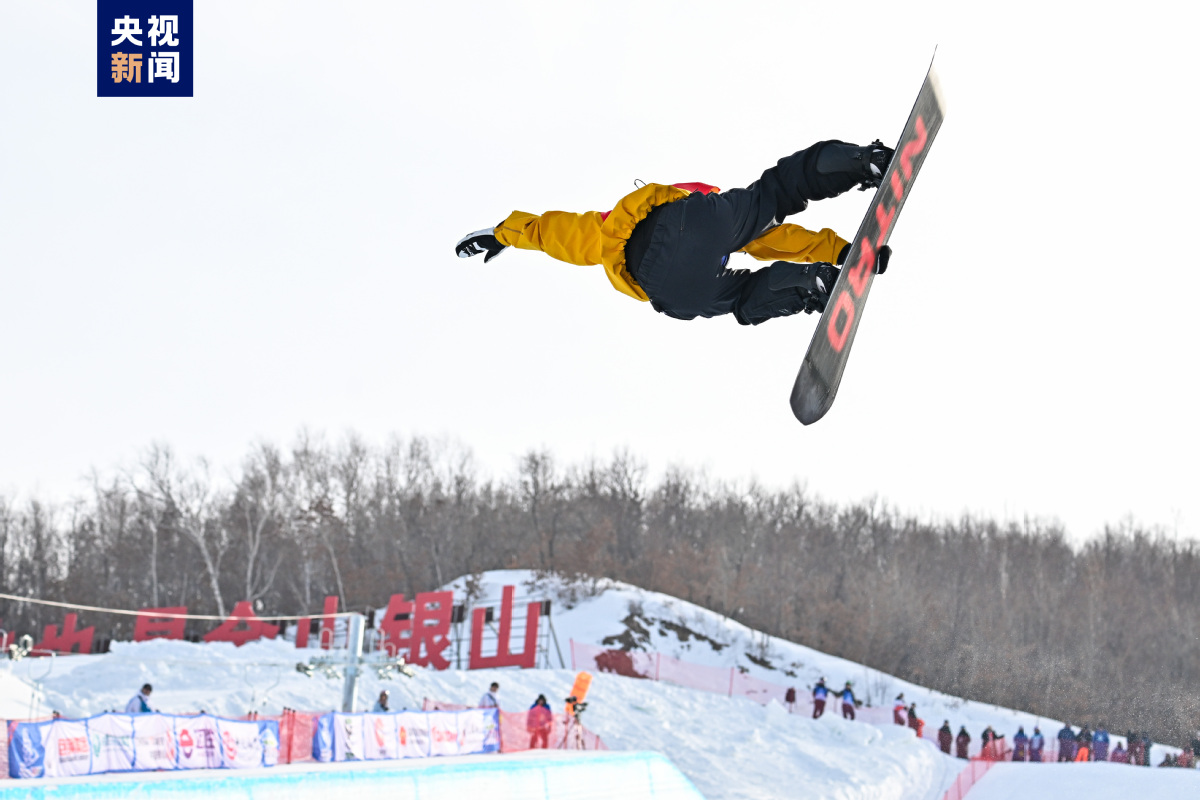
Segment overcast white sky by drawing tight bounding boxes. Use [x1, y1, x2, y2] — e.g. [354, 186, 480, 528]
[1, 1, 1197, 543]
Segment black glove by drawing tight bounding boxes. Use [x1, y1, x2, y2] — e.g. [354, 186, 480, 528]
[455, 227, 507, 263]
[815, 139, 895, 191]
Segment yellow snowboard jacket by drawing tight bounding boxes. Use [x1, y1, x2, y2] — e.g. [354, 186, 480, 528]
[493, 183, 849, 302]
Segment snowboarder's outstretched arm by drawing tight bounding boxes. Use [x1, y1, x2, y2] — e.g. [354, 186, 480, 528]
[739, 225, 848, 265]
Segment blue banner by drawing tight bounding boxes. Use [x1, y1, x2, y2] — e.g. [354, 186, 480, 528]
[97, 0, 194, 97]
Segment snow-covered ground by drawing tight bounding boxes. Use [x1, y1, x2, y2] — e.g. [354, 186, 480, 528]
[0, 570, 1189, 798]
[967, 762, 1200, 799]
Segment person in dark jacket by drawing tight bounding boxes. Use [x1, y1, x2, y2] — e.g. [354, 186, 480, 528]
[1012, 726, 1028, 761]
[938, 721, 953, 755]
[812, 678, 829, 719]
[1142, 732, 1152, 767]
[1076, 725, 1093, 761]
[956, 726, 971, 760]
[840, 682, 857, 720]
[1093, 724, 1110, 761]
[455, 142, 897, 326]
[785, 686, 797, 713]
[1126, 730, 1144, 765]
[1029, 727, 1045, 762]
[1057, 724, 1077, 762]
[907, 703, 923, 737]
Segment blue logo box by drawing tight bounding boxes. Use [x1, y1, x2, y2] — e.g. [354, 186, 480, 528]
[97, 0, 193, 97]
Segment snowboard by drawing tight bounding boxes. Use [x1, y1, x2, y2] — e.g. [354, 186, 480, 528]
[790, 63, 946, 425]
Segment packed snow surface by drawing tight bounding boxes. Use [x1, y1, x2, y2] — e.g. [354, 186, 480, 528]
[967, 762, 1200, 799]
[1, 570, 1185, 798]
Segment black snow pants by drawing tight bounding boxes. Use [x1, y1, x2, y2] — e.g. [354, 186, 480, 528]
[624, 141, 859, 326]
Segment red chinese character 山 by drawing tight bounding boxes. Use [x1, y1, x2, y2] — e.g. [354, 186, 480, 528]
[469, 585, 539, 669]
[203, 602, 279, 646]
[133, 607, 188, 642]
[319, 595, 338, 650]
[33, 613, 94, 655]
[379, 591, 452, 669]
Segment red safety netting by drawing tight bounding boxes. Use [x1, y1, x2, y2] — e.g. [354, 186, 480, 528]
[421, 699, 607, 752]
[941, 757, 1000, 800]
[573, 639, 902, 725]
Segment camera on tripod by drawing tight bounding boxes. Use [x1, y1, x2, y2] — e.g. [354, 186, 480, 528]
[565, 695, 588, 717]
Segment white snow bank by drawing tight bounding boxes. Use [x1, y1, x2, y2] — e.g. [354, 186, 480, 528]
[967, 761, 1200, 799]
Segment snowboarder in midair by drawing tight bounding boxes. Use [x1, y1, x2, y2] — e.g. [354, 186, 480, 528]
[455, 141, 895, 325]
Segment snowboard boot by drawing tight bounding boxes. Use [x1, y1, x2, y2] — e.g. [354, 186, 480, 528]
[767, 261, 840, 314]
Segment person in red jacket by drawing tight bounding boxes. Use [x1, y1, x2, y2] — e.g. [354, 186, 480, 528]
[956, 726, 971, 760]
[526, 694, 553, 749]
[893, 694, 907, 726]
[456, 141, 895, 325]
[938, 721, 953, 755]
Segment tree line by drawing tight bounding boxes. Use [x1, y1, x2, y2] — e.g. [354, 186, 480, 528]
[1, 434, 1197, 745]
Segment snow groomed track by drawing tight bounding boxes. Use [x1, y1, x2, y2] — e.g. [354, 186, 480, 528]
[965, 761, 1200, 800]
[0, 750, 704, 800]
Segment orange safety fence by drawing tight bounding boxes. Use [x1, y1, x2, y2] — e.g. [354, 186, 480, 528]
[941, 757, 1000, 800]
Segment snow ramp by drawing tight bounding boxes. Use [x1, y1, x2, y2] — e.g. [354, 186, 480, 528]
[966, 761, 1200, 800]
[0, 750, 704, 800]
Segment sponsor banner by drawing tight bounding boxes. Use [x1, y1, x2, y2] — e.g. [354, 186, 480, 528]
[397, 711, 431, 759]
[7, 720, 50, 778]
[216, 718, 276, 769]
[313, 710, 496, 764]
[133, 714, 177, 771]
[312, 713, 334, 762]
[332, 713, 365, 762]
[7, 713, 278, 779]
[363, 713, 398, 760]
[426, 711, 460, 757]
[44, 720, 91, 777]
[175, 715, 222, 770]
[87, 714, 135, 773]
[459, 707, 500, 755]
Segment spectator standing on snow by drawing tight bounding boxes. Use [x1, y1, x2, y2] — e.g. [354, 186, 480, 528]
[125, 684, 153, 713]
[812, 678, 829, 719]
[479, 682, 500, 709]
[1030, 727, 1045, 762]
[1078, 725, 1094, 761]
[1141, 732, 1152, 767]
[785, 686, 797, 713]
[956, 726, 971, 759]
[1126, 730, 1143, 765]
[1110, 742, 1129, 763]
[907, 703, 924, 737]
[893, 693, 907, 725]
[373, 690, 390, 713]
[526, 694, 553, 749]
[1093, 724, 1110, 761]
[937, 721, 953, 755]
[1013, 726, 1028, 761]
[1057, 724, 1077, 762]
[840, 682, 857, 720]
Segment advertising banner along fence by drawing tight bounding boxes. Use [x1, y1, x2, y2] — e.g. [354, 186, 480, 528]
[7, 713, 278, 779]
[311, 708, 499, 763]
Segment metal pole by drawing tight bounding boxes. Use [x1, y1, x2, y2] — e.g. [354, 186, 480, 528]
[342, 613, 365, 712]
